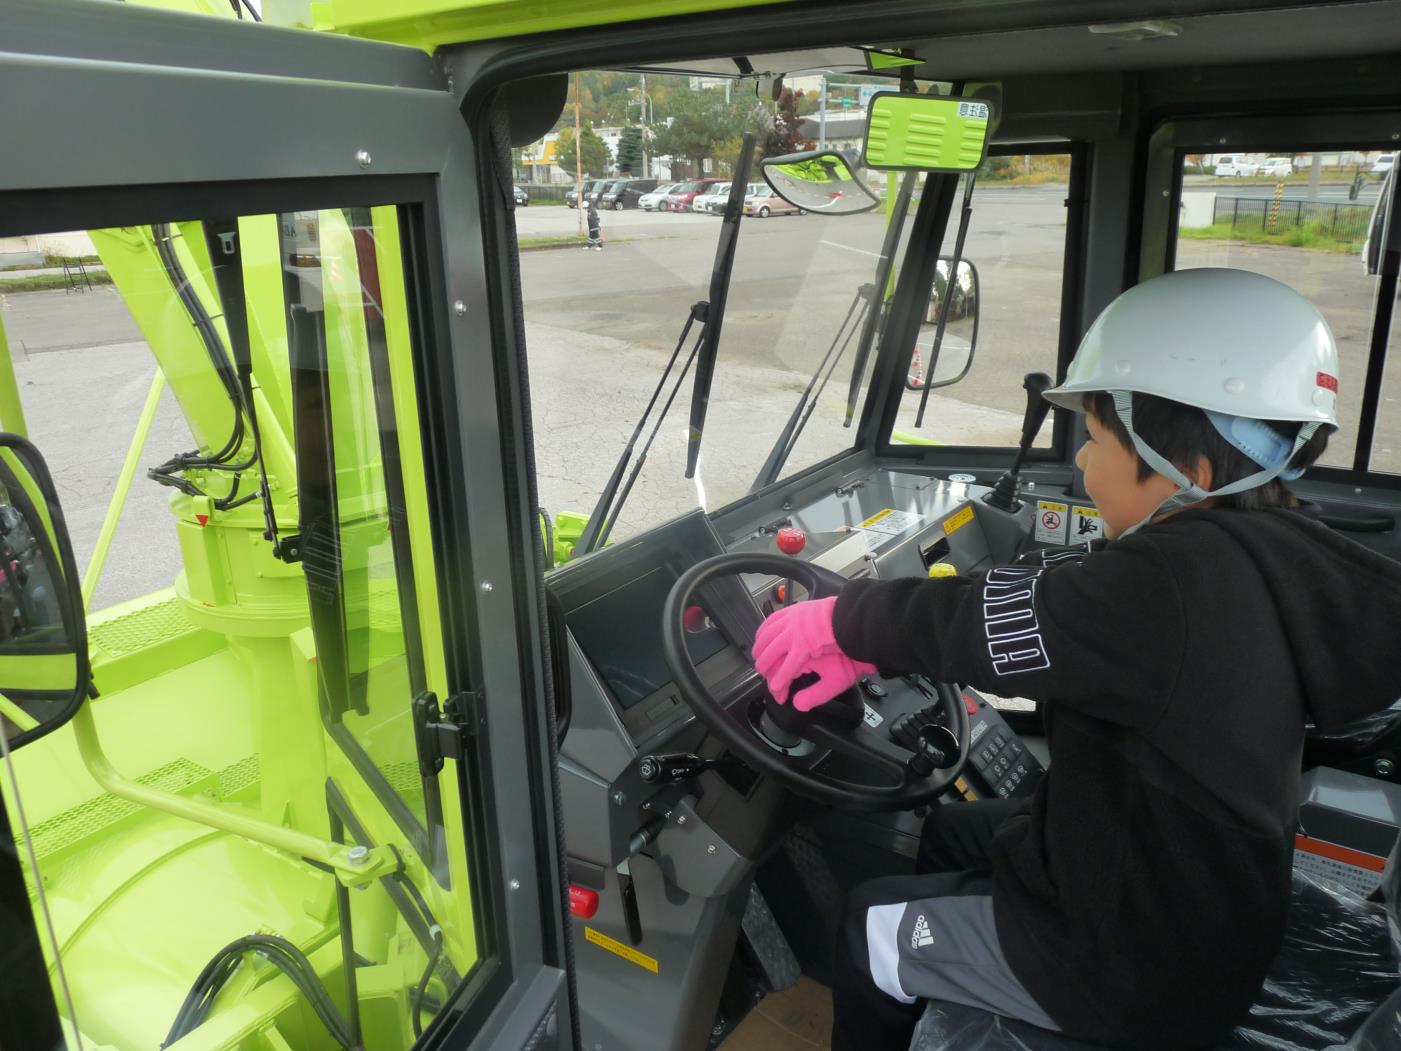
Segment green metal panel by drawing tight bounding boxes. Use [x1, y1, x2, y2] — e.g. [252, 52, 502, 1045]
[864, 94, 992, 172]
[305, 0, 798, 49]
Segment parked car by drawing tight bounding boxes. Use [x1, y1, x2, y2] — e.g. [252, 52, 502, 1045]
[665, 178, 724, 213]
[513, 186, 529, 207]
[1257, 156, 1294, 178]
[693, 183, 731, 214]
[743, 184, 805, 217]
[640, 183, 679, 210]
[1373, 153, 1397, 175]
[702, 182, 764, 215]
[599, 178, 660, 210]
[565, 179, 609, 208]
[1214, 154, 1258, 177]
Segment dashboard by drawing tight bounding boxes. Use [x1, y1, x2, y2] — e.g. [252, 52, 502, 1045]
[546, 463, 1041, 882]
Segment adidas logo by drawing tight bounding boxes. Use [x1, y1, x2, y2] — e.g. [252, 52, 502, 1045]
[911, 915, 934, 949]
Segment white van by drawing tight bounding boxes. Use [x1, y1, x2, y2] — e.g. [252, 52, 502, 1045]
[1215, 154, 1258, 176]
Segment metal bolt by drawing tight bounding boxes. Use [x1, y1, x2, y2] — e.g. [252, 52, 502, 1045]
[355, 149, 373, 169]
[707, 844, 717, 855]
[481, 580, 494, 593]
[1393, 132, 1400, 141]
[1162, 189, 1170, 197]
[1218, 137, 1228, 145]
[676, 815, 687, 825]
[454, 300, 467, 316]
[612, 790, 627, 806]
[1377, 757, 1395, 777]
[348, 845, 369, 863]
[509, 878, 521, 891]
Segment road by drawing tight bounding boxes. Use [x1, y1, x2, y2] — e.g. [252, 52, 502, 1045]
[0, 183, 1393, 607]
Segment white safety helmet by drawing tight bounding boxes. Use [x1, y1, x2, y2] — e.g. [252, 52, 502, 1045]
[1044, 268, 1339, 533]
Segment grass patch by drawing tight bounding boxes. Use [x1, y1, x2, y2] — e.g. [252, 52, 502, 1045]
[0, 273, 114, 292]
[1179, 220, 1363, 254]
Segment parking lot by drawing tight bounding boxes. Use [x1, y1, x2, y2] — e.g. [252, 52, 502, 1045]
[0, 181, 1393, 605]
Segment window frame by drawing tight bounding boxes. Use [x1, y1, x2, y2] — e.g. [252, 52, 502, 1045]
[870, 141, 1090, 467]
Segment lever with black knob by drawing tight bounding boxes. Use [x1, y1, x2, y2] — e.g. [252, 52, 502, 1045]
[985, 372, 1054, 513]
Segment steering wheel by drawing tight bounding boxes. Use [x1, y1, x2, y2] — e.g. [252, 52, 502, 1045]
[661, 553, 970, 810]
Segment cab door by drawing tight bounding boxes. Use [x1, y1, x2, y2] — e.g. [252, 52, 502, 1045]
[0, 5, 570, 1049]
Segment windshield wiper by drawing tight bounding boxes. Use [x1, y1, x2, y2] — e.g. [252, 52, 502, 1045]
[684, 131, 757, 478]
[751, 282, 877, 492]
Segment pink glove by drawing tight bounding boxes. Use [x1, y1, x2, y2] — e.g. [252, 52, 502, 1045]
[752, 596, 877, 712]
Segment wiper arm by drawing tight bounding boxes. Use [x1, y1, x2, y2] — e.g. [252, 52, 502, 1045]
[845, 170, 919, 426]
[575, 300, 709, 556]
[915, 171, 977, 428]
[685, 131, 757, 479]
[751, 282, 875, 492]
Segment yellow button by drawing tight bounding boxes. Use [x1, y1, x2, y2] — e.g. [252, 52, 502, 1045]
[928, 562, 958, 578]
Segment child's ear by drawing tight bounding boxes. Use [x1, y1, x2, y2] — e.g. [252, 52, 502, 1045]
[1187, 455, 1214, 492]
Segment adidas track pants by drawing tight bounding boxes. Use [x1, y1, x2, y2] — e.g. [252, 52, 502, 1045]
[831, 800, 1059, 1051]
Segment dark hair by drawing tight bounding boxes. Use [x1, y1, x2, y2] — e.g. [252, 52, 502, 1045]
[1083, 391, 1330, 511]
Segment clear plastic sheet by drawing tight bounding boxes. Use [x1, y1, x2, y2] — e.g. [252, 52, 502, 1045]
[1308, 700, 1401, 752]
[909, 873, 1398, 1051]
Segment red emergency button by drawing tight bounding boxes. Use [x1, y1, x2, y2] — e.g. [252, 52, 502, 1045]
[569, 884, 599, 919]
[683, 605, 709, 633]
[776, 527, 807, 555]
[963, 692, 979, 716]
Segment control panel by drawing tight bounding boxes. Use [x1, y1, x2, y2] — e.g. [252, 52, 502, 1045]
[957, 688, 1045, 800]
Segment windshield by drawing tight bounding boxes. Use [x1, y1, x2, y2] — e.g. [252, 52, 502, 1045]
[515, 70, 927, 548]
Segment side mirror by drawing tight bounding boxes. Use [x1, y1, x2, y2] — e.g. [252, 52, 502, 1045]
[760, 150, 881, 215]
[0, 436, 87, 749]
[906, 259, 980, 391]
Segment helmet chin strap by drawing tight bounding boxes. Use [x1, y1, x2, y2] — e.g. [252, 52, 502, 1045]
[1110, 391, 1319, 537]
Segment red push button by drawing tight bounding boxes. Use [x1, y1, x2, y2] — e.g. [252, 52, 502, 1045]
[569, 884, 599, 919]
[776, 527, 807, 555]
[963, 692, 979, 716]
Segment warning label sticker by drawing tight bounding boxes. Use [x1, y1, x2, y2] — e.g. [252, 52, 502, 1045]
[586, 926, 659, 973]
[863, 703, 883, 728]
[942, 506, 976, 536]
[1034, 500, 1069, 545]
[858, 509, 923, 551]
[1071, 505, 1104, 541]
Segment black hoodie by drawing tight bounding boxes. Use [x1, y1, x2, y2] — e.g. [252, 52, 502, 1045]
[832, 507, 1401, 1049]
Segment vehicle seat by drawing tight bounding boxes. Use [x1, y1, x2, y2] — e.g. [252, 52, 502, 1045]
[909, 869, 1399, 1051]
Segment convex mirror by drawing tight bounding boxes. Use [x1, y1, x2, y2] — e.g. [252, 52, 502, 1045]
[907, 259, 980, 391]
[864, 93, 992, 172]
[0, 435, 87, 748]
[760, 151, 881, 215]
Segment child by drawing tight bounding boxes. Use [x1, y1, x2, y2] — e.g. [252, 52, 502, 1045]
[752, 268, 1401, 1050]
[585, 197, 602, 250]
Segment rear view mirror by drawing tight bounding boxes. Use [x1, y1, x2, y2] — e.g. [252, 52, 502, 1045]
[760, 150, 881, 215]
[864, 93, 993, 172]
[0, 436, 87, 749]
[906, 259, 980, 391]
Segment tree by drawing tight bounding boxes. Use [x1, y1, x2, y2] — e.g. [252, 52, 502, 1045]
[616, 126, 645, 175]
[757, 87, 813, 159]
[649, 87, 756, 176]
[555, 126, 611, 178]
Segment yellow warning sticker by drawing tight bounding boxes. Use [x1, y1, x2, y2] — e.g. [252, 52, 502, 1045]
[943, 506, 975, 536]
[861, 508, 894, 528]
[586, 926, 659, 974]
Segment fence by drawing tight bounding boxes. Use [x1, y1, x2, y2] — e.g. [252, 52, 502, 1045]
[1213, 195, 1374, 242]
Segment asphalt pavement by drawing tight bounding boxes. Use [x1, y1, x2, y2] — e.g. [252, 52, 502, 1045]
[0, 183, 1393, 608]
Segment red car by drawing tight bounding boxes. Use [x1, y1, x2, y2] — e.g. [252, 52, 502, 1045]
[664, 178, 724, 213]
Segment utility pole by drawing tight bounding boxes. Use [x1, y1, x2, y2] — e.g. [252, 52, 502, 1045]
[640, 73, 648, 179]
[574, 71, 584, 236]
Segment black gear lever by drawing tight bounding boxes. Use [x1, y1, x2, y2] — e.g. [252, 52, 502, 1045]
[984, 372, 1054, 512]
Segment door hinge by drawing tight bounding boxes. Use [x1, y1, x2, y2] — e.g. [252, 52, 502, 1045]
[412, 690, 483, 779]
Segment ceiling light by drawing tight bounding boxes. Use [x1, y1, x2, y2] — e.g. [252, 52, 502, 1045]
[1088, 19, 1183, 41]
